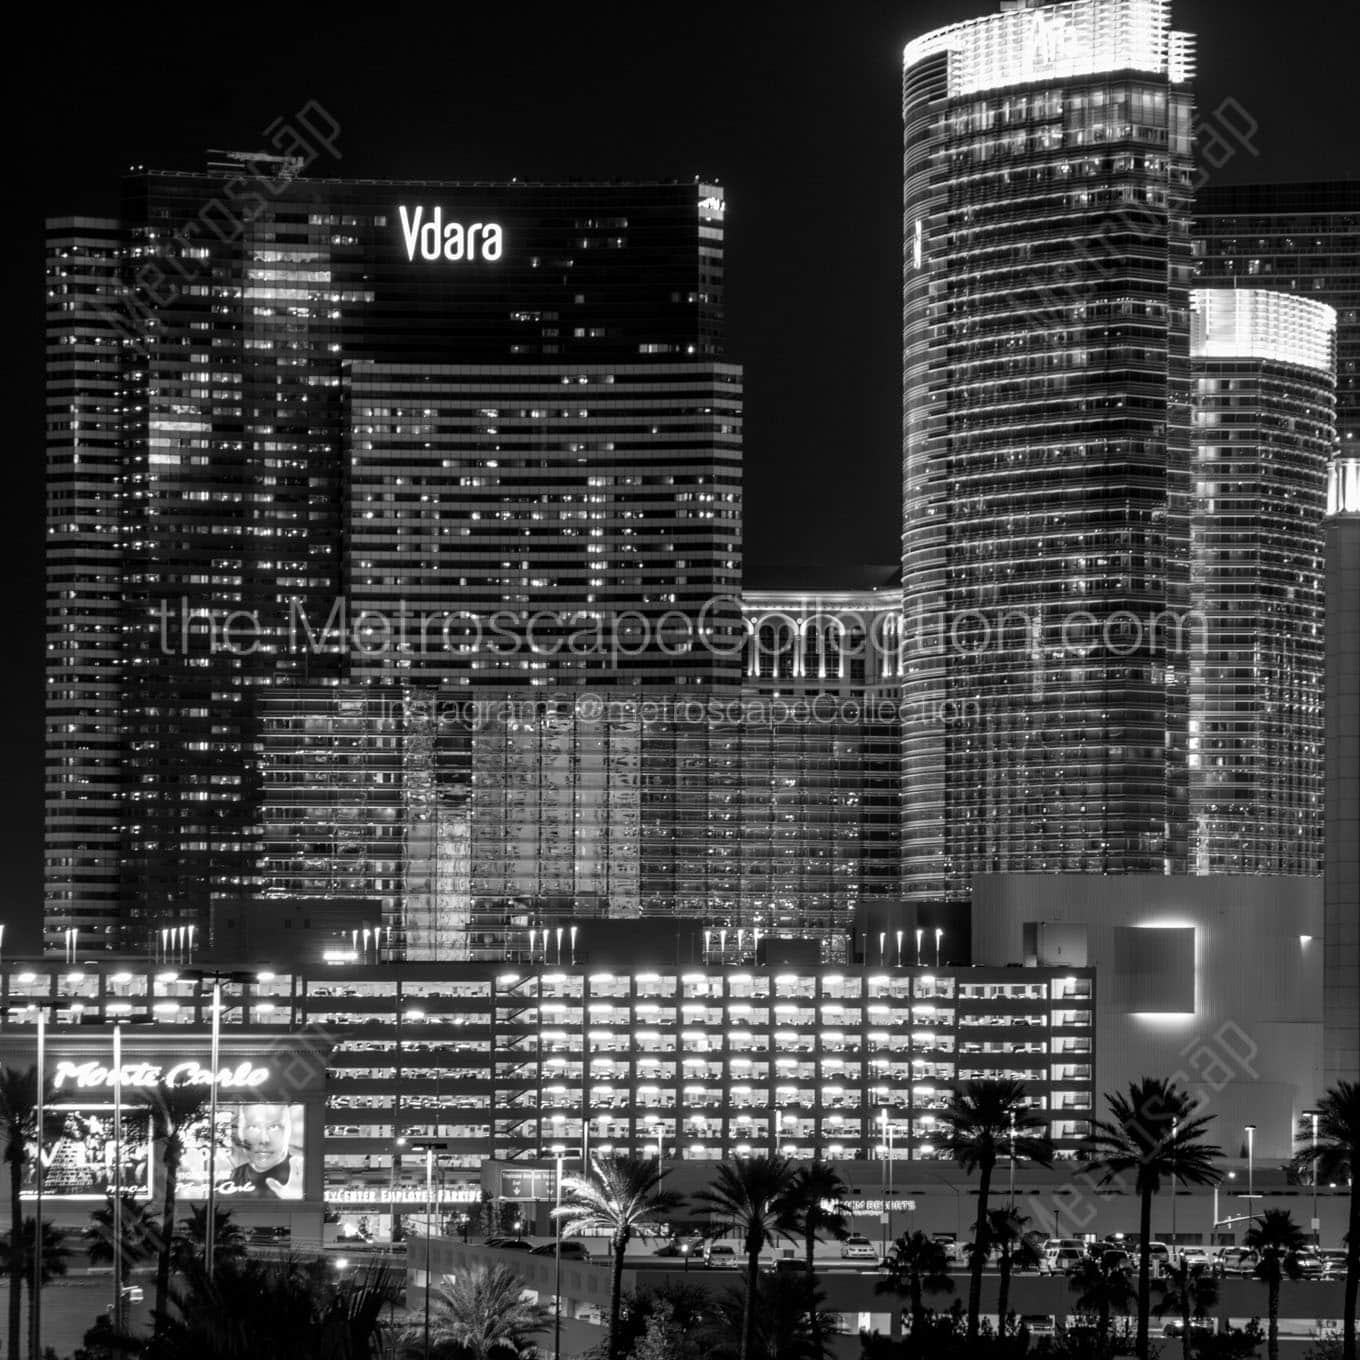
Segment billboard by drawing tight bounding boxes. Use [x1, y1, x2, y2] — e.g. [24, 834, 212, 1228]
[177, 1102, 306, 1202]
[23, 1106, 153, 1200]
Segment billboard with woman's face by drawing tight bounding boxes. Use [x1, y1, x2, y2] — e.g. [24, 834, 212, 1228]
[176, 1103, 306, 1201]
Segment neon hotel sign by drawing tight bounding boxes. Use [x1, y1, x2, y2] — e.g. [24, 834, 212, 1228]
[398, 206, 503, 262]
[52, 1060, 272, 1092]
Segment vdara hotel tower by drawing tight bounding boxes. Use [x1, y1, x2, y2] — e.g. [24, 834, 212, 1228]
[46, 165, 739, 953]
[901, 0, 1199, 901]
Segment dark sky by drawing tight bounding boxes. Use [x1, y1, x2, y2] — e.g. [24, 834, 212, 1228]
[5, 0, 1357, 950]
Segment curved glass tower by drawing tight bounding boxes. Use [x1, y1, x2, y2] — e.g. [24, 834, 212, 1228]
[1189, 289, 1336, 875]
[902, 0, 1198, 901]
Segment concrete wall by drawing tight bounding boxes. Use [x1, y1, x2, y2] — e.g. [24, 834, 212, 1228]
[972, 875, 1323, 1160]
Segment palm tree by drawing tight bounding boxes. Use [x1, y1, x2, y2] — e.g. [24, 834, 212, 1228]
[1154, 1259, 1219, 1360]
[876, 1230, 955, 1337]
[424, 1264, 550, 1360]
[171, 1205, 246, 1271]
[700, 1271, 831, 1360]
[0, 1066, 40, 1360]
[553, 1155, 683, 1360]
[1069, 1254, 1137, 1356]
[1083, 1078, 1222, 1360]
[1244, 1209, 1307, 1360]
[84, 1192, 160, 1274]
[693, 1154, 800, 1360]
[142, 1081, 211, 1335]
[785, 1162, 850, 1276]
[155, 1254, 396, 1360]
[0, 1218, 69, 1360]
[932, 1078, 1053, 1342]
[1294, 1081, 1360, 1360]
[986, 1208, 1042, 1336]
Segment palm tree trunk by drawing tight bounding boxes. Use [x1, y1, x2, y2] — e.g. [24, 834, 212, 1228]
[911, 1271, 925, 1338]
[805, 1228, 821, 1358]
[607, 1227, 626, 1360]
[1267, 1278, 1279, 1360]
[1346, 1183, 1360, 1360]
[741, 1238, 760, 1360]
[9, 1146, 23, 1360]
[996, 1246, 1011, 1336]
[154, 1147, 178, 1335]
[1136, 1187, 1153, 1360]
[1181, 1278, 1191, 1360]
[966, 1159, 992, 1342]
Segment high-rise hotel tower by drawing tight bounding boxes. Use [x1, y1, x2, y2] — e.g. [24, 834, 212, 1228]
[901, 0, 1198, 901]
[46, 163, 739, 953]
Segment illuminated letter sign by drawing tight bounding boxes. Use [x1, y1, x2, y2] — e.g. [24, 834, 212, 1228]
[51, 1059, 272, 1091]
[398, 206, 504, 263]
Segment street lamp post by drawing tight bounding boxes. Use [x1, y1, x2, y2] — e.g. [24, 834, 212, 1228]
[407, 1138, 450, 1360]
[553, 1150, 564, 1360]
[30, 1006, 44, 1354]
[206, 981, 220, 1276]
[113, 1024, 124, 1335]
[1171, 1116, 1178, 1254]
[1305, 1109, 1321, 1245]
[1008, 1109, 1016, 1209]
[180, 967, 256, 1276]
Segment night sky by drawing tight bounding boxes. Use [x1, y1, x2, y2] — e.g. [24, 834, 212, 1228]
[5, 0, 1357, 949]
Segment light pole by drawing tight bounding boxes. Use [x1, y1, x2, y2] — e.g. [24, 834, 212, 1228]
[1008, 1109, 1016, 1209]
[407, 1138, 450, 1360]
[113, 1023, 124, 1335]
[553, 1148, 564, 1360]
[30, 1006, 44, 1360]
[1170, 1116, 1178, 1254]
[180, 967, 255, 1275]
[1304, 1109, 1321, 1245]
[1243, 1123, 1257, 1242]
[934, 928, 943, 967]
[879, 1109, 893, 1259]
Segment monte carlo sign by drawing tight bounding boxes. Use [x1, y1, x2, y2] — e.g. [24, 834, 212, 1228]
[398, 206, 504, 262]
[52, 1060, 272, 1092]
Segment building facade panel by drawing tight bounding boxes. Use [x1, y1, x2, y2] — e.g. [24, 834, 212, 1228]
[902, 0, 1198, 901]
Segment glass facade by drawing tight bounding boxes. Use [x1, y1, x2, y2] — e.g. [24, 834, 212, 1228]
[1188, 290, 1336, 874]
[1195, 181, 1360, 458]
[0, 953, 1096, 1212]
[45, 168, 734, 953]
[344, 363, 743, 686]
[902, 0, 1198, 900]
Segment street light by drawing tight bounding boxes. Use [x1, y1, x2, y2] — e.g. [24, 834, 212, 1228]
[879, 1109, 894, 1259]
[181, 967, 256, 1274]
[1304, 1109, 1321, 1245]
[553, 1148, 565, 1360]
[406, 1138, 451, 1360]
[1008, 1109, 1017, 1209]
[934, 928, 943, 967]
[80, 1011, 152, 1333]
[1244, 1124, 1256, 1203]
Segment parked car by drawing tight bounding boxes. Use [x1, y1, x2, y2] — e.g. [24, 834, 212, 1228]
[485, 1236, 536, 1253]
[531, 1240, 591, 1262]
[653, 1236, 703, 1259]
[1215, 1248, 1258, 1277]
[1179, 1247, 1212, 1268]
[1292, 1248, 1324, 1279]
[704, 1242, 741, 1269]
[1099, 1250, 1133, 1273]
[841, 1234, 879, 1262]
[1040, 1247, 1086, 1276]
[1319, 1249, 1348, 1278]
[1144, 1242, 1172, 1276]
[1164, 1320, 1216, 1339]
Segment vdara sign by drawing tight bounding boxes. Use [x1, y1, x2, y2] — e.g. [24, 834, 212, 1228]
[52, 1060, 272, 1092]
[398, 206, 504, 262]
